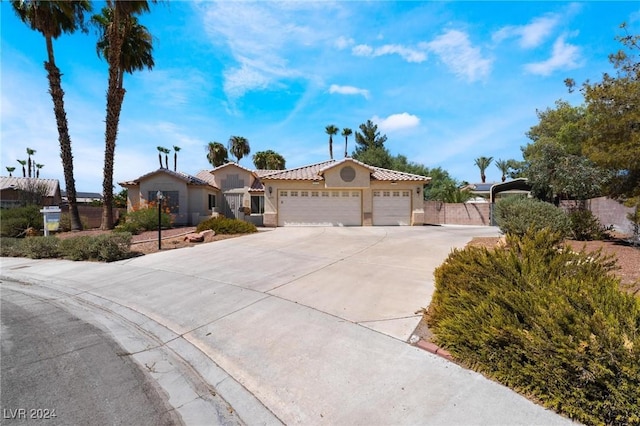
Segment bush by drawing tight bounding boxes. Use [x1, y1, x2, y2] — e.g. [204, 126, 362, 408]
[58, 233, 132, 262]
[0, 238, 25, 257]
[115, 206, 170, 235]
[568, 208, 612, 241]
[21, 236, 60, 259]
[494, 197, 570, 239]
[0, 205, 43, 237]
[58, 213, 90, 232]
[196, 216, 257, 234]
[427, 229, 640, 425]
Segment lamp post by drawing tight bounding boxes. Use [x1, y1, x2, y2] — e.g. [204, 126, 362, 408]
[157, 190, 164, 250]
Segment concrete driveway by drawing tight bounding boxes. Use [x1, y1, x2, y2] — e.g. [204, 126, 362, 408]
[1, 226, 572, 425]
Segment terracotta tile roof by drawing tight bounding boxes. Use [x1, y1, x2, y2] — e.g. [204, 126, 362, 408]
[194, 170, 219, 189]
[0, 176, 60, 197]
[249, 178, 265, 192]
[261, 159, 430, 182]
[254, 169, 282, 177]
[119, 168, 216, 188]
[212, 161, 256, 175]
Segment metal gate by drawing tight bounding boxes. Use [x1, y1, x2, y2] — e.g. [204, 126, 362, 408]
[223, 193, 243, 219]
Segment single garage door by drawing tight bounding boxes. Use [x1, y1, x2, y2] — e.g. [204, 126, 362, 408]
[373, 190, 411, 225]
[278, 190, 361, 226]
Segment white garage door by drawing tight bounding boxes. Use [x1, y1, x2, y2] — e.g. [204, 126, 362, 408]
[278, 190, 361, 226]
[373, 190, 411, 225]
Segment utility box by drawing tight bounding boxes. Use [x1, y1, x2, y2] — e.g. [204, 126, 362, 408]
[40, 206, 61, 236]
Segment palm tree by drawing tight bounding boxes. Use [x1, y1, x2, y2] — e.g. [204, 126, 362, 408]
[325, 124, 338, 160]
[495, 159, 510, 182]
[341, 127, 352, 158]
[206, 142, 228, 167]
[156, 146, 164, 168]
[162, 147, 170, 169]
[474, 156, 494, 183]
[35, 163, 44, 178]
[6, 166, 16, 177]
[26, 147, 36, 177]
[94, 1, 155, 229]
[17, 160, 27, 177]
[253, 150, 286, 170]
[173, 145, 180, 171]
[11, 0, 90, 230]
[229, 136, 250, 163]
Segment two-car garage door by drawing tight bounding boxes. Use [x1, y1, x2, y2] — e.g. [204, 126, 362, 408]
[278, 190, 362, 226]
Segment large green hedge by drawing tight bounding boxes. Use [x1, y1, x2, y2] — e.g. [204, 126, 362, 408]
[427, 229, 640, 425]
[494, 197, 570, 239]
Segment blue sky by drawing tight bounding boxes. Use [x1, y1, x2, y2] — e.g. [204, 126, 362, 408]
[2, 1, 639, 192]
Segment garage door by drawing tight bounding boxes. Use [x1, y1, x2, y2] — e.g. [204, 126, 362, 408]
[278, 190, 361, 226]
[373, 190, 411, 225]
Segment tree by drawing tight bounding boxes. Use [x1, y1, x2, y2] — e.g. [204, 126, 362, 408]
[94, 1, 155, 230]
[341, 127, 352, 158]
[325, 125, 338, 160]
[173, 145, 180, 171]
[156, 146, 164, 168]
[352, 146, 392, 169]
[524, 100, 587, 158]
[26, 147, 36, 178]
[161, 147, 170, 169]
[206, 141, 228, 167]
[354, 120, 387, 154]
[6, 166, 15, 177]
[494, 159, 510, 182]
[228, 136, 250, 163]
[252, 150, 286, 170]
[11, 0, 90, 230]
[35, 163, 44, 178]
[474, 156, 493, 183]
[113, 188, 128, 208]
[17, 160, 27, 177]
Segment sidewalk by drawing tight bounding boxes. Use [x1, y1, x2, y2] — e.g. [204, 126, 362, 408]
[1, 227, 573, 425]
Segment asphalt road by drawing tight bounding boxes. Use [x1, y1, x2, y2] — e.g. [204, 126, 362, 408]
[1, 286, 182, 426]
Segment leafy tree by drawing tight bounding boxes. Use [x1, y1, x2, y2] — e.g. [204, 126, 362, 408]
[341, 127, 352, 158]
[228, 136, 250, 163]
[506, 159, 526, 179]
[354, 119, 387, 154]
[253, 150, 286, 170]
[389, 154, 430, 176]
[325, 124, 338, 160]
[524, 100, 587, 158]
[11, 0, 90, 230]
[113, 188, 128, 208]
[473, 156, 493, 183]
[352, 145, 392, 169]
[494, 159, 510, 182]
[172, 145, 180, 171]
[95, 1, 155, 230]
[206, 141, 228, 167]
[6, 167, 15, 177]
[17, 160, 27, 177]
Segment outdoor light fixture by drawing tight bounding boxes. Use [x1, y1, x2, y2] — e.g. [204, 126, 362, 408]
[157, 190, 164, 250]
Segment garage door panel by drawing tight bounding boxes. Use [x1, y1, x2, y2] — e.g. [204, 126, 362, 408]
[278, 190, 361, 226]
[373, 190, 411, 226]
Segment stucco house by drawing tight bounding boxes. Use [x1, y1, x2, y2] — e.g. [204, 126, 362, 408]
[121, 158, 430, 227]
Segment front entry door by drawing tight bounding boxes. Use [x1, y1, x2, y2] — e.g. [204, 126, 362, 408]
[223, 193, 243, 219]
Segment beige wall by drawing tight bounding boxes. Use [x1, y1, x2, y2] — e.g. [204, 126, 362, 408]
[424, 201, 491, 226]
[322, 163, 371, 188]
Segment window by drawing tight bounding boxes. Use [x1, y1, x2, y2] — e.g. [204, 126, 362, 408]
[251, 195, 264, 214]
[311, 191, 319, 197]
[383, 191, 390, 197]
[352, 192, 359, 197]
[373, 191, 380, 197]
[149, 191, 179, 213]
[301, 191, 309, 197]
[332, 191, 339, 197]
[322, 191, 329, 197]
[342, 191, 349, 197]
[208, 194, 216, 210]
[402, 191, 410, 197]
[281, 191, 288, 196]
[393, 191, 400, 197]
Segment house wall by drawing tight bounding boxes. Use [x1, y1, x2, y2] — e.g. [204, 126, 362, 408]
[129, 174, 190, 225]
[424, 201, 491, 226]
[188, 186, 219, 225]
[323, 164, 371, 188]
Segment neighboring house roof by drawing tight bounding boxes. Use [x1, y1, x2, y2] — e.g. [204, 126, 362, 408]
[119, 168, 216, 188]
[0, 176, 60, 197]
[261, 159, 430, 182]
[463, 183, 495, 193]
[61, 190, 103, 199]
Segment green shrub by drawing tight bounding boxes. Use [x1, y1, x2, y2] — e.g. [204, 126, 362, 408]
[196, 216, 257, 234]
[494, 197, 570, 239]
[59, 233, 132, 262]
[21, 236, 60, 259]
[0, 205, 43, 237]
[427, 229, 640, 425]
[0, 238, 25, 257]
[568, 208, 612, 241]
[115, 207, 170, 235]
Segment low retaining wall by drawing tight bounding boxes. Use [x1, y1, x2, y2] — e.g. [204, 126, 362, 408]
[424, 201, 490, 226]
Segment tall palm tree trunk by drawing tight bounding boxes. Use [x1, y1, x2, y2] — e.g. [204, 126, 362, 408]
[45, 36, 82, 230]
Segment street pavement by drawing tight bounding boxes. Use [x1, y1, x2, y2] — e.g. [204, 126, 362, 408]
[1, 226, 575, 425]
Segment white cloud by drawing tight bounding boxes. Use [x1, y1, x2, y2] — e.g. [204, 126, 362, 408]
[524, 35, 581, 75]
[335, 36, 354, 50]
[493, 15, 561, 48]
[425, 30, 492, 82]
[352, 43, 427, 63]
[373, 113, 420, 132]
[329, 84, 370, 99]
